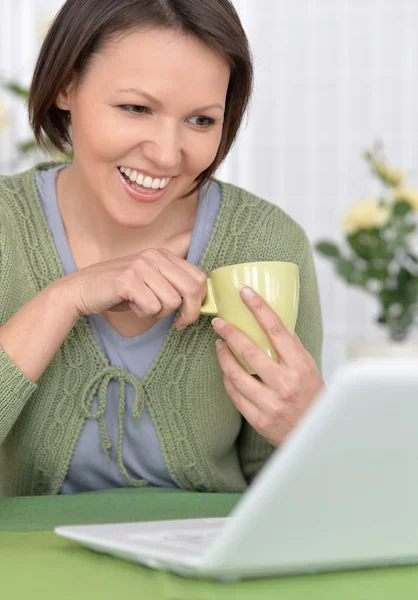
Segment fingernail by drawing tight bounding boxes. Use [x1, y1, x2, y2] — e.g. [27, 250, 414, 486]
[177, 323, 187, 331]
[212, 317, 226, 331]
[215, 340, 224, 352]
[240, 286, 255, 300]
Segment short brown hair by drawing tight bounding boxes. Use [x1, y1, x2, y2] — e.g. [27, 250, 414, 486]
[28, 0, 253, 196]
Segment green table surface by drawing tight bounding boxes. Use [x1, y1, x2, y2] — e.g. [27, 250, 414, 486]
[2, 487, 418, 600]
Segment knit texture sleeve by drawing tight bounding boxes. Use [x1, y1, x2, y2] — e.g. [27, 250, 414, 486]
[0, 346, 37, 445]
[237, 228, 324, 484]
[0, 207, 38, 445]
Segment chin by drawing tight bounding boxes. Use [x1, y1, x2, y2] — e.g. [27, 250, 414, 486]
[111, 210, 158, 229]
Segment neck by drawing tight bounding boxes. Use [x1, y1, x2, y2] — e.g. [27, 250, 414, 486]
[56, 164, 199, 264]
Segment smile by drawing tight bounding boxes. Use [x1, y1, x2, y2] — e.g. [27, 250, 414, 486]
[117, 167, 173, 203]
[118, 167, 172, 191]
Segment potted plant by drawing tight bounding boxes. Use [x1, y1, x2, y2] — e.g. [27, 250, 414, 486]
[316, 143, 418, 358]
[0, 81, 72, 170]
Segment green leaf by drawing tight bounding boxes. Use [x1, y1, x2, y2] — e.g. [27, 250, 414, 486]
[347, 232, 374, 260]
[399, 223, 416, 235]
[2, 82, 29, 99]
[397, 267, 413, 290]
[379, 289, 400, 308]
[347, 230, 390, 260]
[18, 140, 37, 154]
[394, 310, 414, 333]
[336, 259, 354, 281]
[379, 273, 418, 311]
[404, 277, 418, 305]
[393, 201, 412, 217]
[365, 265, 389, 280]
[315, 242, 340, 258]
[336, 259, 366, 285]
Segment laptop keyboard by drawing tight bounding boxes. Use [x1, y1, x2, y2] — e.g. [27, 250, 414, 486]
[158, 530, 222, 552]
[129, 519, 227, 554]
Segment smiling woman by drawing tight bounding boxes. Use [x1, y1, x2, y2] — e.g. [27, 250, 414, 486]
[36, 27, 231, 241]
[29, 0, 249, 202]
[0, 0, 323, 497]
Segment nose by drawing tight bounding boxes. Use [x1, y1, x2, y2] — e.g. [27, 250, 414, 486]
[141, 120, 182, 172]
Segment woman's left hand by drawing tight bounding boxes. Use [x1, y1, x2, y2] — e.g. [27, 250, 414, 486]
[212, 285, 325, 447]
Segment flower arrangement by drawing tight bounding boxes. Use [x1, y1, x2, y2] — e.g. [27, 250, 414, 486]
[0, 81, 72, 167]
[315, 143, 418, 343]
[0, 13, 65, 167]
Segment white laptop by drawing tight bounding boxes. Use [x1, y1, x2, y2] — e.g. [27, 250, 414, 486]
[56, 358, 418, 580]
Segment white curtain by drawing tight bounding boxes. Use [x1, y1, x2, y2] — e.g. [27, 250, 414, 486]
[219, 0, 418, 381]
[1, 0, 418, 381]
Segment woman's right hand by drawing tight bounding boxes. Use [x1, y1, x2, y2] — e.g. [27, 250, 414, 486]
[59, 233, 208, 331]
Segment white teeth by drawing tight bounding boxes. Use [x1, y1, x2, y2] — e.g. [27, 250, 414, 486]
[119, 167, 171, 190]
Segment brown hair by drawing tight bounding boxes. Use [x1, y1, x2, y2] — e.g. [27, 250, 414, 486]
[28, 0, 253, 196]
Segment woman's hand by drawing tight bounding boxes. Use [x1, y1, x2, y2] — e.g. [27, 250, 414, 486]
[212, 286, 325, 447]
[57, 231, 207, 330]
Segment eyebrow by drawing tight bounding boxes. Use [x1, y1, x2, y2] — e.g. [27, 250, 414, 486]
[116, 88, 225, 112]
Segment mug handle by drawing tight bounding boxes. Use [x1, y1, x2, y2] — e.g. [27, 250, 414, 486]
[200, 278, 218, 316]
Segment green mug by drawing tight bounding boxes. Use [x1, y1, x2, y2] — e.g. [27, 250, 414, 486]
[200, 261, 300, 374]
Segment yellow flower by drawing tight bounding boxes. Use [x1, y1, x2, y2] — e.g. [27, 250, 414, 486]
[0, 98, 9, 131]
[341, 198, 391, 234]
[366, 153, 406, 187]
[392, 187, 418, 212]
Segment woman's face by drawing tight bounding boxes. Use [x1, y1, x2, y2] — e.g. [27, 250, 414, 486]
[57, 27, 230, 228]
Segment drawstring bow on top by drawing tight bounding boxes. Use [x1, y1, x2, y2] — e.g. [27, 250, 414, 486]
[79, 365, 148, 487]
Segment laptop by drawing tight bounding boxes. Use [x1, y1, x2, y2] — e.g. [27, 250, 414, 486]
[55, 358, 418, 580]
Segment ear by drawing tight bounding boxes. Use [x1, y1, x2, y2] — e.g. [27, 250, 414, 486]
[55, 80, 74, 111]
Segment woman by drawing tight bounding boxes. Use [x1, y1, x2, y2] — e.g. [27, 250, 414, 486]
[0, 0, 324, 497]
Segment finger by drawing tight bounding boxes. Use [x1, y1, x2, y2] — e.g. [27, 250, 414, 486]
[215, 339, 274, 409]
[134, 266, 183, 318]
[155, 255, 206, 327]
[213, 318, 285, 393]
[128, 281, 162, 317]
[293, 332, 306, 351]
[239, 286, 300, 366]
[223, 376, 261, 425]
[158, 248, 207, 302]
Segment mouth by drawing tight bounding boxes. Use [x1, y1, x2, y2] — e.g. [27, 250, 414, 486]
[117, 166, 174, 203]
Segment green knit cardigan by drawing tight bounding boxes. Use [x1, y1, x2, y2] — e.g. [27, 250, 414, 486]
[0, 163, 323, 497]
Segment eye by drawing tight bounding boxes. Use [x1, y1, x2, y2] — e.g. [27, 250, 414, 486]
[120, 105, 150, 114]
[188, 115, 216, 129]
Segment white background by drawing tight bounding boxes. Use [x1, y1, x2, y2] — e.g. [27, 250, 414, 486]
[1, 0, 418, 382]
